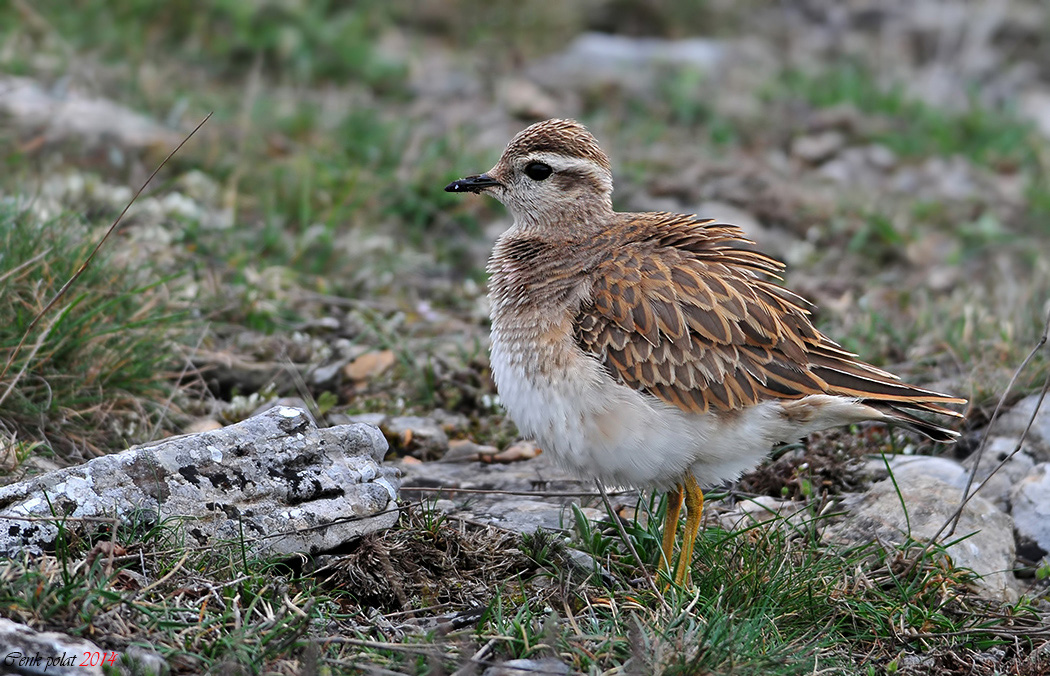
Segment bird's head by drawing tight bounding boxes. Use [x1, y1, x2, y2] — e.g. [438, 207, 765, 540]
[445, 119, 614, 230]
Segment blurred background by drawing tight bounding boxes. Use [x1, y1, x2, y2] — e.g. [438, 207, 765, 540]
[1, 0, 1048, 462]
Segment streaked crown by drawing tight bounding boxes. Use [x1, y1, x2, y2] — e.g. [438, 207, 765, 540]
[502, 119, 612, 174]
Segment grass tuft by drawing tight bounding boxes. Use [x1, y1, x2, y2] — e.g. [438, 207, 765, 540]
[0, 204, 188, 460]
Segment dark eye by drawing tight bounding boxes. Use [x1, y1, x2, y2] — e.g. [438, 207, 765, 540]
[524, 162, 552, 181]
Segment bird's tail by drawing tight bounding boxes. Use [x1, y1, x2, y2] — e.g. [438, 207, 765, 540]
[808, 345, 966, 442]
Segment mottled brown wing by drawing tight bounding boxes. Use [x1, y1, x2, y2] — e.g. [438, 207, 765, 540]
[574, 219, 825, 414]
[574, 217, 965, 420]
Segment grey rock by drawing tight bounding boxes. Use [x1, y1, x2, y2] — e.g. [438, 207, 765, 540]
[120, 646, 167, 675]
[384, 416, 449, 460]
[529, 32, 726, 93]
[483, 658, 571, 676]
[251, 397, 317, 426]
[1011, 463, 1050, 561]
[430, 408, 472, 435]
[564, 548, 610, 580]
[338, 412, 389, 428]
[397, 452, 619, 535]
[866, 454, 968, 488]
[398, 450, 584, 495]
[691, 200, 762, 230]
[889, 156, 982, 202]
[791, 131, 846, 163]
[0, 408, 399, 558]
[498, 77, 560, 120]
[0, 76, 181, 151]
[0, 617, 106, 675]
[1020, 89, 1050, 139]
[473, 498, 603, 535]
[718, 496, 807, 532]
[310, 357, 351, 388]
[439, 440, 496, 463]
[826, 474, 1016, 602]
[990, 394, 1050, 460]
[865, 144, 898, 170]
[961, 437, 1036, 511]
[817, 145, 897, 187]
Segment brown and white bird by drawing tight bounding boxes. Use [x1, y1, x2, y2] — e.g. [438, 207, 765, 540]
[445, 118, 966, 587]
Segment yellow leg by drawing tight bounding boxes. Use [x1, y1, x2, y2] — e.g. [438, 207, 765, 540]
[657, 484, 684, 577]
[673, 475, 705, 588]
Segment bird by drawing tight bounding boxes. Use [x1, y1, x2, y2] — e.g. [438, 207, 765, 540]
[444, 118, 966, 588]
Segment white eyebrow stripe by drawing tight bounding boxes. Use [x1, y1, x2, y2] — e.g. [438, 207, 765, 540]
[526, 152, 605, 175]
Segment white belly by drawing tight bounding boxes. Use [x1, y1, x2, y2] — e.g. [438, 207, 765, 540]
[490, 333, 798, 489]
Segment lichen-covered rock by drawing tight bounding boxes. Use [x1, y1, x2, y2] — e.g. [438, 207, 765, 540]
[0, 618, 107, 676]
[0, 407, 399, 558]
[826, 474, 1017, 602]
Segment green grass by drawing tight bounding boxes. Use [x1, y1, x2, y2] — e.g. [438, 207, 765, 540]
[2, 3, 1049, 674]
[509, 494, 1043, 674]
[777, 63, 1037, 169]
[0, 205, 189, 459]
[4, 493, 1041, 675]
[2, 0, 407, 89]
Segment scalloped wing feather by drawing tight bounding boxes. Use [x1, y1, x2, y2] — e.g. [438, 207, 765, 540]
[574, 216, 965, 435]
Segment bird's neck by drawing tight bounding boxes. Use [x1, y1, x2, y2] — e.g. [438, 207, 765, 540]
[507, 199, 615, 235]
[487, 228, 595, 316]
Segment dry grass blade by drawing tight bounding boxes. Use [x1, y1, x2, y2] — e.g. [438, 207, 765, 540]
[0, 247, 51, 286]
[890, 305, 1050, 583]
[145, 324, 211, 442]
[0, 304, 67, 408]
[0, 112, 213, 389]
[946, 305, 1050, 537]
[595, 478, 668, 609]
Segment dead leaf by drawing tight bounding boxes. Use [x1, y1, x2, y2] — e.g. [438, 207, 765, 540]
[343, 350, 396, 382]
[482, 440, 542, 463]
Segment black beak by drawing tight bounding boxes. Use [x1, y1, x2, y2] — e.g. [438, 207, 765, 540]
[444, 174, 501, 194]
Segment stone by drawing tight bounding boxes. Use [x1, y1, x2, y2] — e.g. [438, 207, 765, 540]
[865, 454, 968, 489]
[383, 416, 450, 460]
[0, 618, 109, 675]
[439, 439, 497, 463]
[961, 437, 1036, 511]
[338, 412, 389, 428]
[529, 32, 726, 93]
[1020, 89, 1050, 139]
[251, 397, 318, 426]
[121, 646, 167, 675]
[0, 76, 181, 151]
[482, 440, 542, 463]
[817, 146, 893, 187]
[691, 200, 763, 234]
[0, 408, 399, 558]
[1011, 463, 1050, 561]
[397, 452, 619, 535]
[483, 658, 571, 676]
[718, 496, 807, 532]
[791, 131, 846, 163]
[478, 498, 603, 534]
[989, 394, 1050, 461]
[826, 474, 1016, 602]
[310, 358, 350, 388]
[183, 418, 224, 434]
